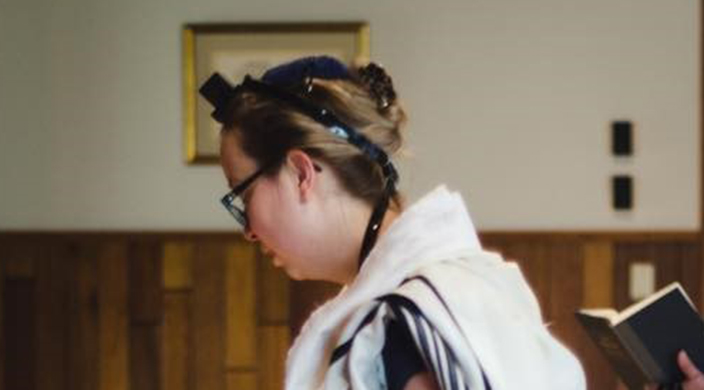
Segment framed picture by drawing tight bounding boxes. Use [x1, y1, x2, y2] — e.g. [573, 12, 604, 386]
[182, 22, 370, 164]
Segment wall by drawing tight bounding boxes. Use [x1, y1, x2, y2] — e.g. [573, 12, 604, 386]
[0, 0, 699, 231]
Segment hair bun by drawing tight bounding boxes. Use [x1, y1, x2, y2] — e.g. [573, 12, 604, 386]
[357, 62, 397, 110]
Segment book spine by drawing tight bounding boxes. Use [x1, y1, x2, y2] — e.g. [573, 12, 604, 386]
[616, 322, 666, 383]
[576, 313, 648, 389]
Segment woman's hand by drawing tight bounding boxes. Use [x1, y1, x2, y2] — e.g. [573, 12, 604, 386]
[643, 350, 704, 390]
[678, 350, 704, 390]
[644, 351, 704, 390]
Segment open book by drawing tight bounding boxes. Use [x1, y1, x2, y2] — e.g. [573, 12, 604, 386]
[575, 282, 704, 390]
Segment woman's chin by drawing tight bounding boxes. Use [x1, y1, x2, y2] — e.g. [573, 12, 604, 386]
[287, 272, 304, 281]
[283, 266, 304, 281]
[272, 257, 283, 267]
[270, 257, 300, 279]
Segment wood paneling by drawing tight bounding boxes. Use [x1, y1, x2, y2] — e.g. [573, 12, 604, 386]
[226, 371, 257, 390]
[0, 247, 4, 390]
[163, 242, 194, 291]
[4, 243, 36, 279]
[654, 243, 682, 289]
[225, 242, 257, 368]
[35, 242, 69, 390]
[129, 241, 163, 390]
[546, 240, 583, 348]
[289, 280, 339, 338]
[257, 252, 289, 325]
[192, 242, 226, 390]
[162, 293, 191, 390]
[4, 279, 36, 390]
[130, 325, 160, 390]
[682, 243, 703, 308]
[614, 241, 703, 310]
[68, 244, 99, 390]
[582, 240, 614, 308]
[257, 326, 289, 390]
[0, 231, 701, 390]
[129, 241, 162, 325]
[580, 240, 618, 390]
[98, 242, 129, 390]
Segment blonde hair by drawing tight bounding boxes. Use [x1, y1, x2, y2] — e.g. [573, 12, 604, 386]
[221, 64, 407, 208]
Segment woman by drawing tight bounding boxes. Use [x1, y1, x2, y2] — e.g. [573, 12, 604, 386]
[200, 56, 585, 390]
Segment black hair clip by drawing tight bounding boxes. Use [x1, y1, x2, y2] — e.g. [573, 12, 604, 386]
[358, 62, 396, 109]
[199, 73, 237, 124]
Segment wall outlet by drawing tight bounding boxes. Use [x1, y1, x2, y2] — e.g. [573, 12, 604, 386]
[629, 262, 655, 301]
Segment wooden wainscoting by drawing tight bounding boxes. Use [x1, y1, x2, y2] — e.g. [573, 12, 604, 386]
[0, 232, 701, 390]
[0, 233, 289, 390]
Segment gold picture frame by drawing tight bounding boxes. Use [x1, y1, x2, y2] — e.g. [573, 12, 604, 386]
[182, 22, 370, 164]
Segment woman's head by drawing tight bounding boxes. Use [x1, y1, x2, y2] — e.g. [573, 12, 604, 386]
[205, 56, 407, 282]
[218, 57, 406, 208]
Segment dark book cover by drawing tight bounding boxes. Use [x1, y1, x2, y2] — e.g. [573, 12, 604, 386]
[576, 283, 704, 390]
[575, 311, 650, 389]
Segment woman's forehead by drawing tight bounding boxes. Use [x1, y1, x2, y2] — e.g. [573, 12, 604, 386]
[220, 133, 257, 184]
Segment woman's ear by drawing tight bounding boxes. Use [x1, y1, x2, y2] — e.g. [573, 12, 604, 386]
[286, 150, 318, 201]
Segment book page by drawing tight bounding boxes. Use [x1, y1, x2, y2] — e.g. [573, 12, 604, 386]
[578, 309, 619, 324]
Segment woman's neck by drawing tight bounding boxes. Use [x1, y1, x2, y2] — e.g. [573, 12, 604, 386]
[335, 205, 400, 285]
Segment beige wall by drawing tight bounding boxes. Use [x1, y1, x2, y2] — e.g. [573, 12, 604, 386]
[0, 0, 699, 230]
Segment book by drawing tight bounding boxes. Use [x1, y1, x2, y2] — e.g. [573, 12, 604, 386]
[575, 282, 704, 390]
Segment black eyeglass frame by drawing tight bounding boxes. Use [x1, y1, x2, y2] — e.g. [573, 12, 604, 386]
[221, 159, 324, 227]
[220, 166, 268, 227]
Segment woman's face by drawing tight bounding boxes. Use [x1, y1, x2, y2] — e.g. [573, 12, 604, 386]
[220, 132, 318, 280]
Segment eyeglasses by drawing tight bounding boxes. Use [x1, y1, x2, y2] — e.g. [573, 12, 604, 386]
[220, 167, 267, 227]
[220, 162, 323, 227]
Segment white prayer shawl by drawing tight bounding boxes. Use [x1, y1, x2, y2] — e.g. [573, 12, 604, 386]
[285, 186, 586, 390]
